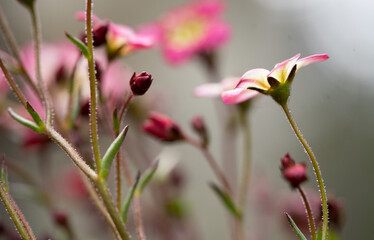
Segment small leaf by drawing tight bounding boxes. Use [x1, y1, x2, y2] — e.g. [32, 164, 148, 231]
[112, 108, 120, 134]
[100, 126, 129, 179]
[285, 213, 307, 240]
[65, 32, 90, 59]
[136, 160, 159, 196]
[210, 183, 241, 219]
[121, 172, 140, 223]
[26, 102, 44, 129]
[8, 108, 42, 133]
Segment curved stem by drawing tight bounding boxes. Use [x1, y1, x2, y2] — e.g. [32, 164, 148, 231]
[30, 7, 53, 126]
[185, 136, 232, 195]
[297, 186, 316, 240]
[281, 104, 328, 240]
[134, 196, 147, 240]
[86, 0, 101, 171]
[236, 109, 251, 240]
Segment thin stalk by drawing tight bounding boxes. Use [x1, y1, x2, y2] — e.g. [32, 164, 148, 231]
[297, 186, 316, 240]
[86, 0, 101, 171]
[0, 59, 27, 107]
[82, 175, 121, 240]
[236, 109, 251, 240]
[95, 178, 131, 240]
[0, 182, 36, 240]
[0, 7, 40, 97]
[30, 7, 53, 126]
[134, 195, 147, 240]
[115, 152, 122, 210]
[118, 92, 133, 121]
[185, 136, 232, 196]
[281, 104, 328, 240]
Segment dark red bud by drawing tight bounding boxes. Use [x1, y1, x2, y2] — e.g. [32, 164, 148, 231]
[280, 154, 307, 188]
[130, 72, 153, 95]
[53, 211, 68, 226]
[142, 112, 184, 142]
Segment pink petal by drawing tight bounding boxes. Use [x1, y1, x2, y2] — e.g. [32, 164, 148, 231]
[75, 11, 102, 25]
[237, 68, 270, 91]
[268, 54, 300, 83]
[194, 0, 225, 16]
[221, 88, 258, 105]
[194, 83, 225, 98]
[296, 54, 329, 71]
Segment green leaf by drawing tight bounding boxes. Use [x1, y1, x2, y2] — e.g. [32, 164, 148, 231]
[8, 108, 42, 133]
[136, 160, 159, 196]
[210, 183, 241, 219]
[65, 32, 90, 60]
[26, 102, 44, 129]
[120, 172, 140, 224]
[99, 126, 129, 179]
[112, 109, 120, 134]
[285, 213, 307, 240]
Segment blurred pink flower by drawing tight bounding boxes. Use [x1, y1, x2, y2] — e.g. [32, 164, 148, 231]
[221, 54, 329, 104]
[141, 0, 230, 64]
[195, 77, 258, 104]
[75, 12, 154, 58]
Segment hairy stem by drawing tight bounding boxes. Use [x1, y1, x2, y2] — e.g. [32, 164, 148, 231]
[0, 7, 40, 97]
[281, 104, 328, 240]
[297, 186, 316, 240]
[95, 178, 131, 240]
[0, 182, 36, 240]
[86, 0, 101, 171]
[30, 7, 53, 126]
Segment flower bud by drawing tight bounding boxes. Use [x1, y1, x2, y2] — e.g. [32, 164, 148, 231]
[130, 72, 153, 96]
[53, 211, 68, 227]
[80, 24, 109, 47]
[142, 112, 184, 142]
[280, 154, 307, 188]
[191, 115, 208, 146]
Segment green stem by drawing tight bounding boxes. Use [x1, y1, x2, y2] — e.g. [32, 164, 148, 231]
[237, 108, 251, 240]
[0, 182, 36, 240]
[95, 178, 131, 240]
[0, 59, 27, 107]
[297, 186, 316, 240]
[281, 104, 328, 240]
[30, 7, 53, 126]
[86, 0, 101, 172]
[0, 7, 40, 97]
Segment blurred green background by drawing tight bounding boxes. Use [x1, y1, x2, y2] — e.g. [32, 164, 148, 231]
[1, 0, 374, 239]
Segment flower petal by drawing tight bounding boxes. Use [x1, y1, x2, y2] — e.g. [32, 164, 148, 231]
[194, 83, 225, 98]
[296, 54, 329, 71]
[221, 88, 258, 105]
[268, 54, 300, 83]
[236, 68, 270, 91]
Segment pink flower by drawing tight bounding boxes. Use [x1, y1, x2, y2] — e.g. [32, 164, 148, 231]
[142, 112, 184, 142]
[75, 12, 154, 58]
[222, 54, 329, 105]
[195, 77, 258, 104]
[141, 0, 230, 64]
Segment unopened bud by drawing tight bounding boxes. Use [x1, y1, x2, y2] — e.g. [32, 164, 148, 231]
[142, 112, 184, 142]
[191, 115, 208, 146]
[130, 72, 153, 96]
[280, 154, 307, 188]
[53, 211, 68, 227]
[80, 24, 109, 47]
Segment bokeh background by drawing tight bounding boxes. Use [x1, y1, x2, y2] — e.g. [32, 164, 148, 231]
[1, 0, 374, 239]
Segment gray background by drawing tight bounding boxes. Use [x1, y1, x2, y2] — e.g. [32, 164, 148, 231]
[1, 0, 374, 239]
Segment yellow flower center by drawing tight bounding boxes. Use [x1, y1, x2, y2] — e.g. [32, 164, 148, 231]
[167, 19, 207, 49]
